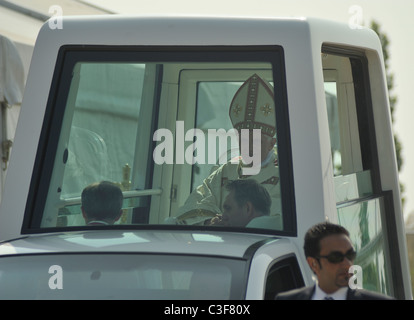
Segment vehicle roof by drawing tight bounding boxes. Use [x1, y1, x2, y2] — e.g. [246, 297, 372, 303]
[35, 14, 380, 49]
[0, 229, 286, 259]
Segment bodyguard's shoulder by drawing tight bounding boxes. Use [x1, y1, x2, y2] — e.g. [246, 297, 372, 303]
[351, 289, 395, 300]
[275, 286, 314, 300]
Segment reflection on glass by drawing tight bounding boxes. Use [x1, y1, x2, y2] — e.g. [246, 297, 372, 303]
[41, 60, 285, 233]
[337, 197, 390, 295]
[325, 81, 342, 176]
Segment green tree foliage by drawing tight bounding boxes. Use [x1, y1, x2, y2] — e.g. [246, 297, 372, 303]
[370, 20, 405, 206]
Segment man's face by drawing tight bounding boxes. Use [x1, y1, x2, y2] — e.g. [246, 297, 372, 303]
[222, 190, 251, 227]
[308, 234, 355, 294]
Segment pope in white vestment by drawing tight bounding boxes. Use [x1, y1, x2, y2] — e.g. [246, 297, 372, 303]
[175, 74, 283, 230]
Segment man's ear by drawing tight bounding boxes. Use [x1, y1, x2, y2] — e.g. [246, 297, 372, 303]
[81, 206, 86, 219]
[307, 256, 319, 273]
[245, 201, 255, 217]
[81, 206, 91, 224]
[114, 210, 123, 222]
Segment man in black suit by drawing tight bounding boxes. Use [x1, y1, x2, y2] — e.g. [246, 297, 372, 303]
[275, 222, 394, 300]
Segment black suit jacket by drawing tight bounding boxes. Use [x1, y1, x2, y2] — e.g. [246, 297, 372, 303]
[275, 285, 394, 300]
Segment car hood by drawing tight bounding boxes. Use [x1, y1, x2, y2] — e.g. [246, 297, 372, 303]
[0, 229, 283, 259]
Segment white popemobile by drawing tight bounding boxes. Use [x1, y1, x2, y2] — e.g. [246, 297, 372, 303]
[0, 15, 411, 299]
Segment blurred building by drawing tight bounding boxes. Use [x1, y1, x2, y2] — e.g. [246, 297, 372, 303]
[0, 0, 111, 200]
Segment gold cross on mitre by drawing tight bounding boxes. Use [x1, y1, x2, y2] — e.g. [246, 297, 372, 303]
[260, 103, 272, 116]
[232, 104, 242, 117]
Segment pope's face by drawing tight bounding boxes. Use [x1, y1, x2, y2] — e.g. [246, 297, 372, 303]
[238, 130, 276, 163]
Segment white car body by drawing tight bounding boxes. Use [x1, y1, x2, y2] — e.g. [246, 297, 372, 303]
[0, 15, 410, 299]
[0, 230, 307, 299]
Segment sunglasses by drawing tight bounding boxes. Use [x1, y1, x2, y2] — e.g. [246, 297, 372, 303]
[316, 249, 357, 264]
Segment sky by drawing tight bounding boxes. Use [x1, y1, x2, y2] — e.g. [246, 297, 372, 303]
[84, 0, 414, 219]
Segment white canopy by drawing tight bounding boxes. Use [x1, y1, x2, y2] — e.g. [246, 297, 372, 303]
[0, 34, 24, 105]
[0, 34, 25, 200]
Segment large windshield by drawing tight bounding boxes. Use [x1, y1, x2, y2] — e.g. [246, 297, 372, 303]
[0, 254, 246, 299]
[26, 47, 295, 235]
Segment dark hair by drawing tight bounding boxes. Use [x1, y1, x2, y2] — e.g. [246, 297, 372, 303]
[303, 222, 350, 258]
[81, 181, 123, 221]
[225, 179, 271, 215]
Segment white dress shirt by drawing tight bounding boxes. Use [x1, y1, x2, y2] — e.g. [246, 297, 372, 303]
[312, 285, 348, 300]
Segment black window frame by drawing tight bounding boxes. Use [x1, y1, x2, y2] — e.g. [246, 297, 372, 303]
[21, 45, 296, 237]
[322, 45, 381, 195]
[322, 45, 407, 299]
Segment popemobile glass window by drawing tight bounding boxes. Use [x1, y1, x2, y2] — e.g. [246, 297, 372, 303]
[26, 47, 294, 235]
[322, 48, 392, 296]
